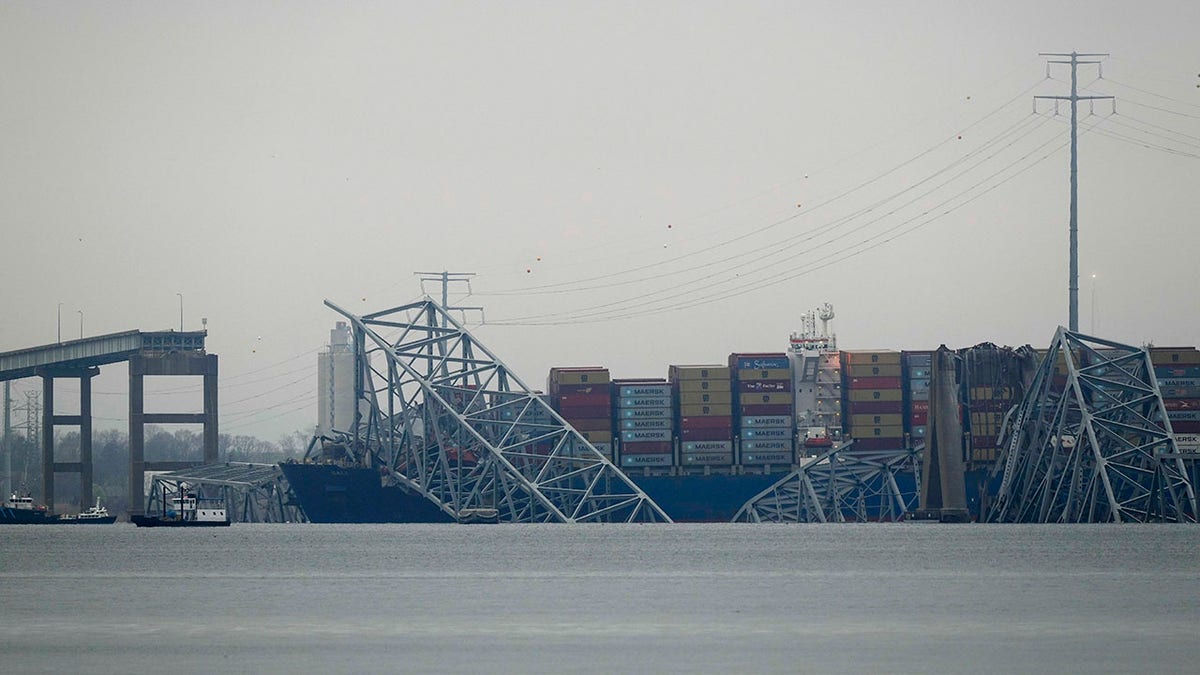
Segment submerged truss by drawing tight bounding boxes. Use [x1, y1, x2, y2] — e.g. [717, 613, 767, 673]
[987, 328, 1196, 523]
[323, 299, 669, 523]
[147, 463, 305, 523]
[732, 443, 922, 523]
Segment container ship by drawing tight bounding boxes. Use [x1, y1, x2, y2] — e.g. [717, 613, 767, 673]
[280, 307, 1199, 523]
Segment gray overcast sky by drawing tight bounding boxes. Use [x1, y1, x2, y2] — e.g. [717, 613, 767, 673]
[2, 1, 1198, 441]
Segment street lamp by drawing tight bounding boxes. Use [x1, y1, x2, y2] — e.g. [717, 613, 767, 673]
[77, 309, 84, 339]
[177, 293, 184, 332]
[1090, 274, 1098, 334]
[57, 302, 63, 343]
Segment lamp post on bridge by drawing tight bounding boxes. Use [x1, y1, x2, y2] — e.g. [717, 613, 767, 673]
[77, 310, 83, 339]
[177, 293, 184, 332]
[57, 302, 63, 343]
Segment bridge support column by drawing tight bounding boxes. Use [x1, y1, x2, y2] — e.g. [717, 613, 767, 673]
[39, 367, 99, 513]
[127, 352, 218, 516]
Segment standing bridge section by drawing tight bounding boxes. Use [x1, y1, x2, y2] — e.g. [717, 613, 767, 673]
[0, 331, 216, 515]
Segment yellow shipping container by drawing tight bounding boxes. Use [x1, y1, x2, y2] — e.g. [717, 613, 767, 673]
[679, 391, 733, 405]
[848, 389, 903, 402]
[1150, 348, 1200, 365]
[849, 424, 904, 438]
[850, 413, 903, 427]
[736, 368, 792, 381]
[580, 430, 612, 443]
[549, 369, 611, 386]
[676, 379, 731, 392]
[847, 364, 902, 378]
[669, 365, 732, 381]
[842, 351, 902, 366]
[679, 403, 733, 417]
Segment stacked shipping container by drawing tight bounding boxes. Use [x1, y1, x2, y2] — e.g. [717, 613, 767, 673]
[960, 345, 1025, 463]
[614, 378, 675, 470]
[730, 353, 795, 467]
[842, 350, 904, 450]
[670, 365, 734, 468]
[902, 351, 932, 444]
[1151, 349, 1200, 451]
[548, 367, 613, 461]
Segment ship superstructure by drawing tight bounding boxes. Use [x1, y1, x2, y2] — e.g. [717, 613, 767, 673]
[788, 303, 842, 453]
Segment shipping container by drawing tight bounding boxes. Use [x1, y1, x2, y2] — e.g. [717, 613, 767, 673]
[569, 418, 611, 432]
[848, 400, 904, 414]
[555, 393, 611, 409]
[737, 392, 794, 405]
[910, 412, 928, 425]
[1161, 387, 1200, 399]
[681, 452, 734, 466]
[617, 441, 673, 455]
[740, 415, 792, 427]
[676, 379, 727, 392]
[1173, 421, 1200, 433]
[739, 403, 793, 416]
[850, 413, 903, 427]
[846, 364, 903, 378]
[621, 429, 672, 443]
[905, 367, 931, 379]
[620, 453, 673, 467]
[910, 425, 926, 437]
[740, 427, 791, 440]
[618, 395, 672, 409]
[558, 405, 610, 419]
[678, 391, 733, 405]
[549, 367, 611, 386]
[620, 418, 672, 431]
[579, 430, 612, 443]
[729, 353, 790, 370]
[842, 351, 902, 366]
[1163, 399, 1199, 411]
[852, 438, 904, 450]
[848, 376, 902, 389]
[682, 440, 734, 453]
[1167, 411, 1200, 421]
[680, 427, 734, 441]
[669, 365, 731, 381]
[618, 406, 672, 419]
[1158, 378, 1200, 389]
[616, 383, 673, 398]
[903, 352, 933, 368]
[848, 389, 903, 402]
[678, 416, 734, 429]
[910, 400, 930, 414]
[740, 450, 794, 465]
[735, 368, 792, 381]
[849, 424, 904, 438]
[1149, 348, 1200, 366]
[591, 442, 613, 456]
[738, 380, 792, 393]
[1154, 366, 1200, 378]
[549, 383, 611, 396]
[680, 403, 734, 417]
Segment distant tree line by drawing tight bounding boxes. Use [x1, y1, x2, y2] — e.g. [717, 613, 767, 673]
[1, 428, 309, 514]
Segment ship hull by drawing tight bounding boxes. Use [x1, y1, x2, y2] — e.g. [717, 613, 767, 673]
[131, 515, 230, 527]
[279, 463, 455, 524]
[625, 472, 790, 522]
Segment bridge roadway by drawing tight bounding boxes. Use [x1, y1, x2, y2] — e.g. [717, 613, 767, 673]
[0, 330, 217, 515]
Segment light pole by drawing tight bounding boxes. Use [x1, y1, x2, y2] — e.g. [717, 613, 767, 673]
[57, 302, 63, 343]
[77, 310, 84, 339]
[177, 293, 184, 331]
[1090, 274, 1098, 334]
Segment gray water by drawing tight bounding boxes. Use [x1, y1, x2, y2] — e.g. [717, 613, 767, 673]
[1, 524, 1197, 673]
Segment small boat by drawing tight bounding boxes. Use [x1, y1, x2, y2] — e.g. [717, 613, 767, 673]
[57, 499, 118, 525]
[1, 493, 55, 524]
[132, 492, 230, 528]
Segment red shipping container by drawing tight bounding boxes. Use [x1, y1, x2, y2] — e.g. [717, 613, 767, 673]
[551, 383, 611, 396]
[910, 412, 928, 425]
[910, 400, 930, 414]
[739, 404, 792, 416]
[680, 427, 733, 441]
[1163, 398, 1200, 411]
[619, 441, 673, 455]
[848, 376, 901, 389]
[678, 416, 734, 429]
[847, 401, 903, 414]
[555, 393, 610, 408]
[558, 405, 610, 418]
[852, 438, 905, 450]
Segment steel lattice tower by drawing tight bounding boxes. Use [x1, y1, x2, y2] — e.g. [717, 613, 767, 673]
[325, 298, 670, 523]
[987, 328, 1196, 523]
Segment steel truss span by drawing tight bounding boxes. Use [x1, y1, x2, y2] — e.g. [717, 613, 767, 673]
[147, 463, 305, 523]
[987, 328, 1197, 523]
[733, 443, 922, 523]
[324, 299, 670, 523]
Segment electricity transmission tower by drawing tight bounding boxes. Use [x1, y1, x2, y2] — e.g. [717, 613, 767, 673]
[1034, 52, 1114, 332]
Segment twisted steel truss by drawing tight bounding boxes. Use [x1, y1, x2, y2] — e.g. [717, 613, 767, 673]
[987, 328, 1197, 523]
[147, 463, 305, 523]
[732, 443, 922, 522]
[324, 299, 670, 523]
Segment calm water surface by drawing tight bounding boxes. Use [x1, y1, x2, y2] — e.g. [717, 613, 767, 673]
[1, 524, 1197, 673]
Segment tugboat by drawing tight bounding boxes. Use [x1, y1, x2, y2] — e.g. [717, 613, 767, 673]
[131, 491, 230, 528]
[58, 499, 118, 525]
[1, 493, 55, 524]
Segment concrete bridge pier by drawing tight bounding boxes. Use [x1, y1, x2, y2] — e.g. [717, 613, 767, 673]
[39, 366, 99, 513]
